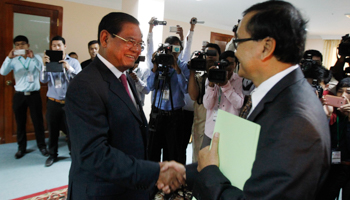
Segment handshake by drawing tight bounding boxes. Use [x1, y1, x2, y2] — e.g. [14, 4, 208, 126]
[157, 161, 186, 194]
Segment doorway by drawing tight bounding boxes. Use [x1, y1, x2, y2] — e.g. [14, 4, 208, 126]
[0, 0, 63, 144]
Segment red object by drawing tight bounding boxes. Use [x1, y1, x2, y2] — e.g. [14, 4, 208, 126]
[11, 185, 68, 200]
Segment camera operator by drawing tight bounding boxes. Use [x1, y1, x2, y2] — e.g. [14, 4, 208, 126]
[330, 34, 350, 82]
[201, 51, 244, 147]
[317, 77, 350, 200]
[302, 63, 333, 119]
[147, 36, 190, 165]
[188, 43, 221, 162]
[128, 57, 150, 106]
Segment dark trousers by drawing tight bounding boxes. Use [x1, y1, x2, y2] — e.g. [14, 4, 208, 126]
[317, 164, 350, 200]
[46, 99, 70, 157]
[180, 110, 194, 164]
[148, 109, 184, 164]
[13, 91, 46, 151]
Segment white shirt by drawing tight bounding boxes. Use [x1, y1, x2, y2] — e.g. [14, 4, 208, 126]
[248, 65, 299, 117]
[97, 54, 137, 108]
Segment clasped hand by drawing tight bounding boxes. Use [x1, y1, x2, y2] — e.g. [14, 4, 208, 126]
[157, 161, 186, 194]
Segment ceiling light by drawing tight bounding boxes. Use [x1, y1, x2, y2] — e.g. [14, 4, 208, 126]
[346, 14, 350, 19]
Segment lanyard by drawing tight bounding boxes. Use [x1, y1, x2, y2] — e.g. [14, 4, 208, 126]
[18, 56, 31, 70]
[217, 87, 222, 108]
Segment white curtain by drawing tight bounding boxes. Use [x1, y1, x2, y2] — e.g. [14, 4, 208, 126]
[323, 40, 341, 69]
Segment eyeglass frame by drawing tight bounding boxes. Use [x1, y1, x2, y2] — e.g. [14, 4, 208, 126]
[232, 38, 262, 49]
[112, 34, 145, 50]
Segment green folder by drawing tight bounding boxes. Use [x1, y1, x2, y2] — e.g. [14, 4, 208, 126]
[212, 109, 261, 190]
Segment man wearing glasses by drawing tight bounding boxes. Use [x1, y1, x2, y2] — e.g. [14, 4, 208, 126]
[65, 12, 186, 199]
[192, 1, 330, 199]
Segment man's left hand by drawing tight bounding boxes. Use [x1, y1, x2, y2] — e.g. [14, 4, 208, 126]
[26, 49, 34, 58]
[197, 132, 220, 172]
[59, 60, 71, 71]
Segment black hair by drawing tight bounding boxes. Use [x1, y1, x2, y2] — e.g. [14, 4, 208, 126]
[205, 43, 221, 56]
[98, 12, 139, 44]
[303, 49, 323, 62]
[219, 50, 237, 62]
[164, 36, 183, 50]
[68, 52, 77, 56]
[336, 77, 350, 92]
[13, 35, 29, 44]
[243, 0, 307, 65]
[303, 65, 332, 84]
[88, 40, 99, 48]
[51, 36, 66, 45]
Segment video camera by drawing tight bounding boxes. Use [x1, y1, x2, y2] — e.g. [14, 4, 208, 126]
[153, 43, 181, 72]
[152, 19, 167, 26]
[189, 50, 217, 71]
[208, 59, 229, 83]
[128, 56, 145, 73]
[338, 34, 350, 57]
[300, 53, 318, 72]
[191, 18, 205, 25]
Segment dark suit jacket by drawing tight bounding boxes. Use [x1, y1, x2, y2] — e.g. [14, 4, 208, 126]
[192, 68, 331, 200]
[66, 57, 159, 200]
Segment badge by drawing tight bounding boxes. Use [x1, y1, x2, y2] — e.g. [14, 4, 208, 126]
[331, 150, 341, 164]
[54, 76, 62, 88]
[162, 89, 170, 100]
[27, 72, 34, 83]
[213, 109, 218, 122]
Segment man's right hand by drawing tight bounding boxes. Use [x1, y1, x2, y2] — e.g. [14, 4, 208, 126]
[8, 49, 17, 59]
[157, 161, 186, 194]
[42, 51, 50, 66]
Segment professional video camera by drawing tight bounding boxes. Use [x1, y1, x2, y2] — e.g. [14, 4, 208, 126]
[300, 53, 318, 72]
[189, 50, 217, 71]
[153, 43, 181, 72]
[128, 56, 145, 73]
[208, 59, 229, 83]
[338, 34, 350, 57]
[152, 19, 167, 26]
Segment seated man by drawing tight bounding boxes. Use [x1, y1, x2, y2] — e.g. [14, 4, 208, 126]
[81, 40, 99, 69]
[0, 35, 47, 159]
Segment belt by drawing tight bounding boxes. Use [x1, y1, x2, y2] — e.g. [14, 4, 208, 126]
[159, 108, 182, 116]
[16, 91, 39, 96]
[48, 97, 65, 104]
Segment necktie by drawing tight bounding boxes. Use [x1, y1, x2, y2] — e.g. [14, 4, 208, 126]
[239, 95, 252, 119]
[120, 74, 132, 99]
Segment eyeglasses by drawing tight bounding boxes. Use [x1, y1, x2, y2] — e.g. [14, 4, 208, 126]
[232, 38, 260, 49]
[113, 34, 145, 51]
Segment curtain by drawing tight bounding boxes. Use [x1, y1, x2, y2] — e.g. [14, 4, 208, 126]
[323, 40, 341, 69]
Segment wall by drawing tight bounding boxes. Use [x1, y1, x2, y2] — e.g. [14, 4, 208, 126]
[24, 0, 121, 62]
[163, 18, 233, 51]
[305, 38, 324, 53]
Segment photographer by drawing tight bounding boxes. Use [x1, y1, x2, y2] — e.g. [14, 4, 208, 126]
[330, 34, 350, 82]
[188, 43, 221, 162]
[128, 57, 150, 106]
[317, 77, 350, 200]
[0, 35, 48, 159]
[147, 36, 190, 165]
[201, 51, 244, 147]
[41, 36, 81, 167]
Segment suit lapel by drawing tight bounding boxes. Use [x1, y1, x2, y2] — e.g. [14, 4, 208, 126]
[248, 67, 304, 122]
[96, 57, 143, 123]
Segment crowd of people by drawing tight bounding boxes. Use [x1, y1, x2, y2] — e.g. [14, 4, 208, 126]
[1, 0, 350, 199]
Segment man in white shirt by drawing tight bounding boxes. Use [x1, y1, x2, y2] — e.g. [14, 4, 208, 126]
[192, 1, 331, 199]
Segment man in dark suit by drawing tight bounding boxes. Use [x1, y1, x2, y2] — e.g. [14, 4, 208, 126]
[65, 12, 185, 199]
[192, 1, 331, 200]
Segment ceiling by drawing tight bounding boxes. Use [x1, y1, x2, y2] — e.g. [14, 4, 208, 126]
[164, 0, 350, 40]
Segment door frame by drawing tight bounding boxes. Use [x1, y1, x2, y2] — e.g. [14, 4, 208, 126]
[0, 0, 63, 144]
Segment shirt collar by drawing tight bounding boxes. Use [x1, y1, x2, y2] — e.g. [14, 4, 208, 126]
[249, 65, 299, 115]
[97, 53, 125, 79]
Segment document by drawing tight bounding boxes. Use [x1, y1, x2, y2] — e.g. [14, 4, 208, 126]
[213, 109, 261, 190]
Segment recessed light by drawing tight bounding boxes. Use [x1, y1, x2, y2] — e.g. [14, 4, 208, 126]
[345, 13, 350, 19]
